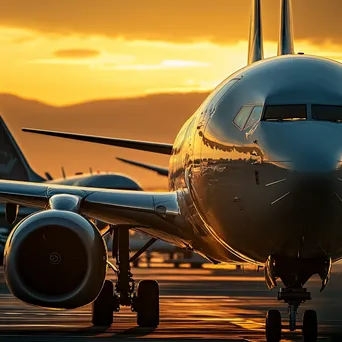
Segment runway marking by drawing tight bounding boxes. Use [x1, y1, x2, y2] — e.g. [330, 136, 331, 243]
[271, 192, 290, 205]
[2, 267, 342, 341]
[266, 179, 286, 187]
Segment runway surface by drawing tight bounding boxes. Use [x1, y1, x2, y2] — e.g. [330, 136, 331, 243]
[1, 263, 342, 341]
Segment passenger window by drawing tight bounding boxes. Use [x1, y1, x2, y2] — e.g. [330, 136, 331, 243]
[245, 106, 263, 128]
[233, 106, 253, 130]
[312, 104, 342, 122]
[262, 105, 307, 121]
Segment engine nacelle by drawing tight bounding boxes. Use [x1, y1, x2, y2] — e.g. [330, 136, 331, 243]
[4, 210, 107, 309]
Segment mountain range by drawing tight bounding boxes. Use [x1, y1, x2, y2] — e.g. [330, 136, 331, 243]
[0, 92, 209, 189]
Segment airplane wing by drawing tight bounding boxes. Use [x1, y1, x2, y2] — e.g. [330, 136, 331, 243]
[0, 180, 188, 247]
[116, 157, 168, 177]
[22, 128, 173, 155]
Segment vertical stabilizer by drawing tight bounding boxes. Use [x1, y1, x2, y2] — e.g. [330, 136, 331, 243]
[248, 0, 264, 65]
[278, 0, 295, 55]
[0, 116, 45, 182]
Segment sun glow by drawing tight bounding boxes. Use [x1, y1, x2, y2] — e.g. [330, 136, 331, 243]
[1, 26, 342, 105]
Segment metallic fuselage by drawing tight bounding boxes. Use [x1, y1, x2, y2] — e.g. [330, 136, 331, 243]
[169, 55, 342, 265]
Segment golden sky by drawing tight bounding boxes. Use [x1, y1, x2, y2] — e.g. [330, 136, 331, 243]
[0, 0, 342, 189]
[1, 0, 342, 105]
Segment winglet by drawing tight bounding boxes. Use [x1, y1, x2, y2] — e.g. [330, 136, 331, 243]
[248, 0, 264, 65]
[278, 0, 295, 55]
[61, 166, 66, 179]
[45, 172, 53, 181]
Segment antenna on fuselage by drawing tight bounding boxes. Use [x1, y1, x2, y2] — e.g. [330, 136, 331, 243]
[278, 0, 295, 55]
[248, 0, 264, 65]
[61, 166, 66, 179]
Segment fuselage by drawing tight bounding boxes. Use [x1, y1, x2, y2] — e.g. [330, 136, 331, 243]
[169, 55, 342, 265]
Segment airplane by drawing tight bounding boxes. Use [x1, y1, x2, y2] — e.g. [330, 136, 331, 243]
[116, 157, 168, 177]
[0, 0, 338, 340]
[0, 115, 145, 189]
[0, 115, 143, 261]
[115, 158, 208, 268]
[0, 115, 199, 269]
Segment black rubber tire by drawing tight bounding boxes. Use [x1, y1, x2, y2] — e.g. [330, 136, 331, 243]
[302, 310, 318, 342]
[266, 310, 282, 342]
[190, 262, 203, 269]
[137, 280, 159, 327]
[92, 280, 114, 326]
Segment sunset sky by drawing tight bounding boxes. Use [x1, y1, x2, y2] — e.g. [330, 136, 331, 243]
[1, 0, 342, 189]
[1, 0, 342, 105]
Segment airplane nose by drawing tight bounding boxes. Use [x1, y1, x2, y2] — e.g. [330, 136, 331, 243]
[255, 121, 342, 173]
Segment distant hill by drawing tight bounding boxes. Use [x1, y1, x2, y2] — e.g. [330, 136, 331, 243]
[0, 92, 209, 189]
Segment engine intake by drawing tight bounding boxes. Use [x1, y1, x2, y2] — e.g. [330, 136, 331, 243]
[4, 210, 107, 309]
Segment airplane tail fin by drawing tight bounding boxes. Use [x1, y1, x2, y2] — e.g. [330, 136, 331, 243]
[0, 116, 45, 182]
[278, 0, 295, 55]
[248, 0, 264, 65]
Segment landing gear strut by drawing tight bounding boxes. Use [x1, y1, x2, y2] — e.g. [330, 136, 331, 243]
[264, 255, 331, 342]
[278, 287, 312, 332]
[92, 226, 159, 327]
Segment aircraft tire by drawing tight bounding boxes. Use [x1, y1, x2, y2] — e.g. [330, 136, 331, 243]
[302, 310, 318, 342]
[92, 280, 114, 326]
[266, 309, 281, 342]
[137, 280, 159, 327]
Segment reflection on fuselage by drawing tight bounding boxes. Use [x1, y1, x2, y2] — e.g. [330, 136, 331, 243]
[169, 55, 342, 264]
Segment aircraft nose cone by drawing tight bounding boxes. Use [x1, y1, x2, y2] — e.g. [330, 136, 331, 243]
[256, 121, 342, 173]
[290, 146, 339, 173]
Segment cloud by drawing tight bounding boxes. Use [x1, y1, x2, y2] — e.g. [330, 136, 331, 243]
[31, 52, 136, 66]
[31, 51, 209, 71]
[0, 27, 36, 44]
[54, 49, 100, 58]
[107, 60, 210, 71]
[1, 0, 342, 44]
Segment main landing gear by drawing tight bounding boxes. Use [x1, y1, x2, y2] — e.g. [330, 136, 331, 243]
[92, 226, 159, 327]
[264, 255, 331, 342]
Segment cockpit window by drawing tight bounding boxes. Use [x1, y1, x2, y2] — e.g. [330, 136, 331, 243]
[263, 105, 307, 121]
[245, 106, 263, 128]
[312, 105, 342, 122]
[233, 106, 253, 130]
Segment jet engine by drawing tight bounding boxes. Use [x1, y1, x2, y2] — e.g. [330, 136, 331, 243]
[3, 209, 107, 309]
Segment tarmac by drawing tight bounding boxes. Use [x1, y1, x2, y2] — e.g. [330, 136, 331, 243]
[1, 263, 342, 341]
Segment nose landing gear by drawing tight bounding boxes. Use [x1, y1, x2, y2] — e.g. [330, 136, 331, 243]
[265, 255, 331, 342]
[266, 288, 316, 342]
[266, 307, 318, 342]
[92, 226, 160, 327]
